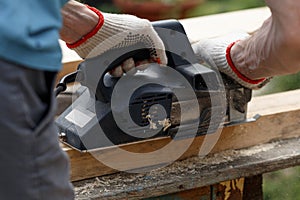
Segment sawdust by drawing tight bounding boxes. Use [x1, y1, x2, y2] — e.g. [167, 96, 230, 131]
[158, 118, 171, 131]
[237, 142, 276, 157]
[73, 149, 247, 198]
[73, 140, 282, 199]
[146, 115, 157, 130]
[146, 115, 171, 131]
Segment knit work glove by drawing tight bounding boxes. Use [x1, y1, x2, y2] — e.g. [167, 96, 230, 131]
[192, 32, 270, 89]
[67, 6, 167, 69]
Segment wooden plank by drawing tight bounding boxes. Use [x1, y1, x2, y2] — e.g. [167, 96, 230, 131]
[73, 137, 300, 199]
[60, 40, 81, 64]
[248, 89, 300, 117]
[56, 59, 81, 84]
[57, 40, 82, 83]
[143, 178, 245, 200]
[145, 185, 211, 200]
[63, 89, 300, 181]
[180, 7, 271, 43]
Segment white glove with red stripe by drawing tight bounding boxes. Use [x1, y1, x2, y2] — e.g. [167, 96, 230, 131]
[192, 32, 271, 89]
[67, 6, 167, 77]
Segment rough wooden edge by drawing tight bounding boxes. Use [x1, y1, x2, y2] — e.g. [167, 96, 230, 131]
[73, 137, 300, 199]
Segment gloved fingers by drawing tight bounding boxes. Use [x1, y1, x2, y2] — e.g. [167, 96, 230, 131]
[135, 59, 152, 71]
[109, 58, 139, 77]
[110, 58, 158, 77]
[192, 41, 217, 68]
[122, 58, 135, 72]
[120, 58, 153, 73]
[110, 66, 123, 77]
[135, 59, 151, 66]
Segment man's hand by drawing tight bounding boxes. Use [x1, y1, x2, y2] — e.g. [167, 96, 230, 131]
[64, 5, 167, 77]
[191, 32, 271, 89]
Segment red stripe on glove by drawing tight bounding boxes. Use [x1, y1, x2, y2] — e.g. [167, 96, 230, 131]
[226, 41, 266, 85]
[66, 5, 104, 48]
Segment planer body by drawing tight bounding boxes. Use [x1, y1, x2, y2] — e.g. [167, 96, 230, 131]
[55, 20, 253, 151]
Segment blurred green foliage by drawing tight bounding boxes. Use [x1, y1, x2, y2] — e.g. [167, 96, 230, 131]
[254, 72, 300, 96]
[263, 167, 300, 200]
[187, 0, 266, 17]
[82, 0, 267, 15]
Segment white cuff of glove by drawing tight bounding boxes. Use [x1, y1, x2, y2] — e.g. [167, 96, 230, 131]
[192, 32, 271, 89]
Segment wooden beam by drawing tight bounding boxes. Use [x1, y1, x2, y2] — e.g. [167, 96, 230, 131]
[73, 137, 300, 199]
[180, 7, 271, 43]
[64, 89, 300, 181]
[141, 177, 247, 200]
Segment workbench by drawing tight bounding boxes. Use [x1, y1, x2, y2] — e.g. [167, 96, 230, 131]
[58, 7, 300, 199]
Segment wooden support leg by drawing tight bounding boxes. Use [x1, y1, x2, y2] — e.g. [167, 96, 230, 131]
[243, 175, 263, 200]
[213, 178, 244, 200]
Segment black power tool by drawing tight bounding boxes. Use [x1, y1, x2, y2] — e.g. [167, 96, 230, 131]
[55, 20, 257, 151]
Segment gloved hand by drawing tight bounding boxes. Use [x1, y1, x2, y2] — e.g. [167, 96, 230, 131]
[67, 6, 167, 77]
[191, 32, 270, 89]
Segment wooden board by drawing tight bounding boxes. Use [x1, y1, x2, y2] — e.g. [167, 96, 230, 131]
[144, 177, 248, 200]
[73, 137, 300, 199]
[62, 89, 300, 181]
[180, 7, 271, 43]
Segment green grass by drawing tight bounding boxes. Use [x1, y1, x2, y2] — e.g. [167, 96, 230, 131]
[263, 167, 300, 200]
[254, 72, 300, 96]
[187, 0, 266, 17]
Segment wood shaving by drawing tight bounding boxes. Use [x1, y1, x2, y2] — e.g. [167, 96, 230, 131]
[146, 115, 171, 131]
[158, 118, 171, 131]
[146, 115, 157, 130]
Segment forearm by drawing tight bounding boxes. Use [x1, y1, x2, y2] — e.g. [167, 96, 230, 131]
[60, 0, 99, 44]
[231, 0, 300, 79]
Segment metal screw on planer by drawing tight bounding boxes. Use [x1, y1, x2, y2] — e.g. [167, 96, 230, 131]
[59, 132, 67, 142]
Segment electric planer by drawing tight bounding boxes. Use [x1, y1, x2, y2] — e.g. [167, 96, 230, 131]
[55, 20, 258, 151]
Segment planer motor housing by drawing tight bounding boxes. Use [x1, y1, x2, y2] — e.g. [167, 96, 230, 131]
[55, 20, 253, 151]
